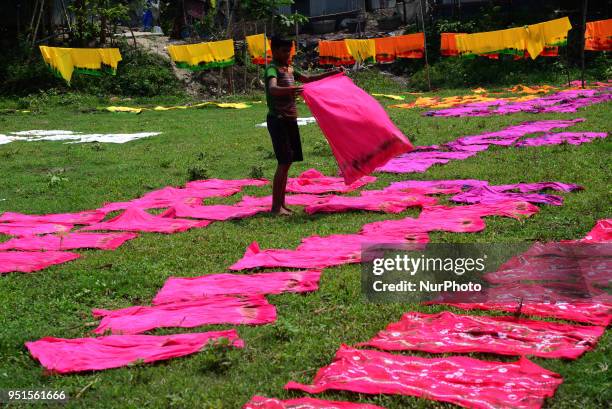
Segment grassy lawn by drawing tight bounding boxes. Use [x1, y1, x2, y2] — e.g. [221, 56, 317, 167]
[0, 76, 610, 408]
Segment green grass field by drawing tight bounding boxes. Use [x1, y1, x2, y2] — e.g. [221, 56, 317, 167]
[0, 76, 610, 408]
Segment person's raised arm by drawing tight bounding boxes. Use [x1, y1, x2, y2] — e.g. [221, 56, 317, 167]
[297, 67, 344, 83]
[268, 77, 303, 96]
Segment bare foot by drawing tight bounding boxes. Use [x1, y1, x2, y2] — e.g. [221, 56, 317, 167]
[271, 207, 292, 216]
[281, 205, 294, 213]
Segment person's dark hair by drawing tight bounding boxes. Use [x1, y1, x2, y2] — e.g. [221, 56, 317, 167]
[270, 36, 293, 50]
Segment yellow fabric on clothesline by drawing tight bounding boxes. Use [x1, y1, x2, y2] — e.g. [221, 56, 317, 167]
[455, 17, 571, 60]
[39, 46, 122, 83]
[246, 33, 268, 59]
[167, 39, 234, 67]
[344, 39, 376, 62]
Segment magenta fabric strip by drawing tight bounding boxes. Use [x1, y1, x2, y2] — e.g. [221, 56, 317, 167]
[152, 270, 322, 304]
[0, 222, 74, 237]
[515, 132, 608, 147]
[286, 169, 376, 194]
[0, 232, 138, 251]
[26, 330, 244, 374]
[81, 207, 210, 234]
[0, 210, 106, 225]
[0, 251, 80, 274]
[161, 202, 268, 221]
[92, 295, 277, 334]
[304, 190, 438, 215]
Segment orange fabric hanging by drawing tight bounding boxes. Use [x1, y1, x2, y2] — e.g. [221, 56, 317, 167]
[318, 40, 355, 66]
[375, 37, 397, 62]
[585, 18, 612, 51]
[440, 33, 464, 56]
[394, 33, 425, 59]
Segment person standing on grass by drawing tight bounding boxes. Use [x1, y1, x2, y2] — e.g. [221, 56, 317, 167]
[265, 36, 341, 215]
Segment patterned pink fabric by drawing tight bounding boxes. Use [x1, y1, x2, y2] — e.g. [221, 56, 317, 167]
[357, 311, 604, 359]
[92, 295, 276, 334]
[0, 251, 80, 274]
[425, 88, 611, 117]
[0, 210, 105, 225]
[243, 396, 385, 409]
[515, 132, 607, 147]
[0, 222, 73, 237]
[26, 330, 244, 374]
[153, 270, 322, 304]
[160, 202, 268, 221]
[377, 119, 584, 174]
[303, 74, 413, 184]
[0, 232, 138, 251]
[451, 185, 567, 206]
[286, 169, 376, 194]
[285, 345, 562, 409]
[386, 179, 488, 194]
[304, 191, 437, 215]
[81, 207, 210, 234]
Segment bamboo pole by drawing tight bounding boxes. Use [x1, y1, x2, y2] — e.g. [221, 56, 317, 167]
[580, 0, 588, 89]
[419, 0, 431, 91]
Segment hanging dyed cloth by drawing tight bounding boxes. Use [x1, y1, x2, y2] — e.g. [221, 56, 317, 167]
[394, 33, 425, 58]
[246, 34, 295, 65]
[318, 40, 355, 66]
[302, 74, 413, 184]
[344, 39, 376, 63]
[39, 46, 122, 83]
[167, 39, 234, 70]
[585, 18, 612, 51]
[440, 32, 464, 56]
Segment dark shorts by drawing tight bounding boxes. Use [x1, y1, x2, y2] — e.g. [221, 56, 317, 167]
[266, 114, 304, 165]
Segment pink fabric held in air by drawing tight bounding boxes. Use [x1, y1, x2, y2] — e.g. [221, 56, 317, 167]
[285, 345, 562, 409]
[0, 210, 106, 225]
[0, 251, 80, 274]
[357, 311, 604, 359]
[0, 232, 138, 251]
[286, 169, 376, 194]
[92, 294, 276, 334]
[152, 270, 322, 304]
[26, 330, 244, 374]
[243, 396, 385, 409]
[302, 74, 413, 185]
[81, 207, 210, 234]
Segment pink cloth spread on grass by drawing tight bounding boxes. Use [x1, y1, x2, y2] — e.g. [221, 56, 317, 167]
[451, 185, 567, 206]
[238, 194, 331, 208]
[0, 210, 105, 225]
[286, 169, 376, 194]
[92, 295, 276, 334]
[386, 179, 488, 194]
[357, 311, 604, 359]
[231, 201, 539, 270]
[81, 207, 210, 234]
[285, 345, 562, 409]
[244, 396, 385, 409]
[152, 270, 322, 304]
[303, 74, 413, 184]
[304, 191, 437, 215]
[425, 88, 612, 117]
[161, 202, 268, 221]
[0, 251, 80, 274]
[580, 219, 611, 243]
[377, 119, 585, 174]
[0, 222, 74, 237]
[98, 186, 241, 212]
[186, 178, 268, 190]
[26, 330, 244, 374]
[515, 131, 607, 147]
[0, 232, 138, 251]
